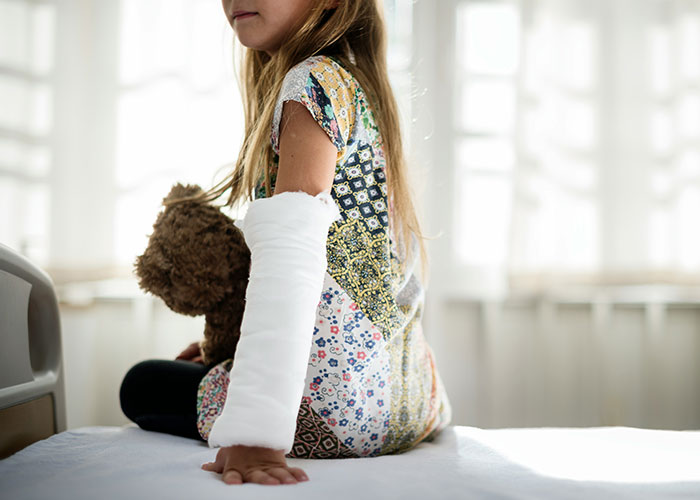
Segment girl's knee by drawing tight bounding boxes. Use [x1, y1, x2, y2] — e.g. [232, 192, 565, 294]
[119, 360, 160, 419]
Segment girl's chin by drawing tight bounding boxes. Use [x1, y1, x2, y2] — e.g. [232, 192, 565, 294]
[234, 37, 277, 54]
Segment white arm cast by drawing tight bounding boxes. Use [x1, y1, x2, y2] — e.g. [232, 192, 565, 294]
[207, 189, 342, 453]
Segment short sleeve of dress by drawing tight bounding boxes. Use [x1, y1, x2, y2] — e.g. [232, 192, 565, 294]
[270, 55, 356, 157]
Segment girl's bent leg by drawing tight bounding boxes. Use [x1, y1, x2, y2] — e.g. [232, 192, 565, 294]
[119, 359, 214, 441]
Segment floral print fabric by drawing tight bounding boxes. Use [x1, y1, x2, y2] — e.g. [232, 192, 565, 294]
[197, 55, 451, 458]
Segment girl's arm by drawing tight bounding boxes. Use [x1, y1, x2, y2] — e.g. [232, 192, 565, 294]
[273, 99, 338, 196]
[201, 99, 338, 486]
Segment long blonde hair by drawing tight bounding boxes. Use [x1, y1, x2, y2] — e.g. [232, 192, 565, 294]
[174, 0, 430, 285]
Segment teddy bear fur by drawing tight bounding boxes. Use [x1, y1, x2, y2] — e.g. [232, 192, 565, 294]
[133, 183, 250, 367]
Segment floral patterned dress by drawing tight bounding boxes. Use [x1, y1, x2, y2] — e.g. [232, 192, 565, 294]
[197, 54, 451, 458]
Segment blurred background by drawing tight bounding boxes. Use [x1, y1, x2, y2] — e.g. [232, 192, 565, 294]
[1, 0, 699, 431]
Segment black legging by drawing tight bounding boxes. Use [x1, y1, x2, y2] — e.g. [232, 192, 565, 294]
[119, 359, 218, 441]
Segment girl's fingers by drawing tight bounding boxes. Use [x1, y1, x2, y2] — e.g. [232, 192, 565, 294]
[201, 461, 220, 472]
[175, 350, 192, 360]
[288, 467, 309, 482]
[266, 467, 298, 484]
[223, 470, 244, 484]
[176, 342, 203, 361]
[246, 469, 280, 485]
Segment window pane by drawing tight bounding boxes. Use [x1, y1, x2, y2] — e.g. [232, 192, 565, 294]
[0, 1, 28, 68]
[190, 1, 231, 90]
[0, 1, 54, 74]
[0, 139, 51, 178]
[385, 0, 413, 70]
[119, 0, 189, 85]
[0, 78, 51, 136]
[27, 146, 51, 178]
[560, 99, 595, 151]
[390, 70, 413, 150]
[0, 76, 29, 131]
[114, 187, 163, 266]
[676, 185, 700, 269]
[453, 171, 512, 266]
[558, 21, 596, 91]
[115, 80, 241, 191]
[649, 26, 672, 96]
[458, 80, 516, 133]
[30, 82, 52, 136]
[515, 175, 598, 271]
[456, 1, 519, 75]
[677, 150, 700, 179]
[0, 180, 49, 267]
[456, 137, 514, 172]
[115, 81, 187, 189]
[650, 108, 673, 156]
[650, 168, 672, 199]
[0, 138, 24, 174]
[649, 207, 670, 268]
[677, 94, 700, 140]
[0, 179, 22, 249]
[678, 14, 700, 82]
[31, 3, 56, 75]
[24, 183, 50, 266]
[523, 95, 596, 154]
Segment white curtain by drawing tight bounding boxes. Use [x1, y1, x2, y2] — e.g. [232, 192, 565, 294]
[447, 0, 700, 295]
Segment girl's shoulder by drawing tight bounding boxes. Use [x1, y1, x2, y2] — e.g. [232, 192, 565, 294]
[284, 54, 357, 93]
[271, 55, 359, 156]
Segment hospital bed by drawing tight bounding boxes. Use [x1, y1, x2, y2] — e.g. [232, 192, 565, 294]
[1, 242, 700, 499]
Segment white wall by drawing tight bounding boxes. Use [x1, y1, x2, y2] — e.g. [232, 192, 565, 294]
[59, 285, 700, 431]
[59, 289, 204, 429]
[428, 290, 700, 430]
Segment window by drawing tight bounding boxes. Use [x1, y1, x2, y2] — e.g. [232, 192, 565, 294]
[447, 0, 700, 294]
[0, 0, 414, 282]
[0, 0, 55, 266]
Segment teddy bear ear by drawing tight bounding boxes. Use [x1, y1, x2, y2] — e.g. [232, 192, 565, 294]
[162, 183, 204, 205]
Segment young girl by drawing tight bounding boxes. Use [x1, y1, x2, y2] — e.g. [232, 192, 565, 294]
[120, 0, 451, 486]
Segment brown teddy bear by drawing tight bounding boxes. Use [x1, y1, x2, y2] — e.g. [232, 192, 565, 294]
[133, 183, 250, 367]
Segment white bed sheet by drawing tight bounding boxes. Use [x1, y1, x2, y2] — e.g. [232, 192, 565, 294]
[1, 424, 699, 499]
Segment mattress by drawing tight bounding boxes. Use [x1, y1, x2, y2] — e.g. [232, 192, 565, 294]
[1, 424, 699, 499]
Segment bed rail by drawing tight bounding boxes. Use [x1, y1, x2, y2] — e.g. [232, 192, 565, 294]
[0, 242, 67, 458]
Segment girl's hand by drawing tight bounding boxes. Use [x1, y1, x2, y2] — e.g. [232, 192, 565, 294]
[175, 341, 203, 364]
[201, 444, 308, 485]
